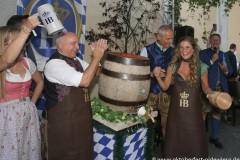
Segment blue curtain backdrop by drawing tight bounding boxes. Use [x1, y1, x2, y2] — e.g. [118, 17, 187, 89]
[17, 0, 86, 111]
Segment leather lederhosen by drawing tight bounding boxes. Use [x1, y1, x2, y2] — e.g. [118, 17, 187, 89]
[164, 80, 208, 158]
[47, 87, 93, 160]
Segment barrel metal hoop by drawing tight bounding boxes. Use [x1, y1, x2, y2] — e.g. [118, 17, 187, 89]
[106, 53, 150, 66]
[101, 68, 150, 80]
[99, 93, 147, 106]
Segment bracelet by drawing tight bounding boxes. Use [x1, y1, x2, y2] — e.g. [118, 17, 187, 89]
[17, 33, 28, 40]
[21, 26, 32, 35]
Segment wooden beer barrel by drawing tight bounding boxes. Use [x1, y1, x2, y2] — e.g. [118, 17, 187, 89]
[98, 52, 151, 113]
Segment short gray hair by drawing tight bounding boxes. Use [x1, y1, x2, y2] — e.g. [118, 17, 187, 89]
[157, 25, 173, 37]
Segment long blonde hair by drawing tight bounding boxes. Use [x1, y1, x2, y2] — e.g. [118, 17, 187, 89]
[170, 36, 200, 87]
[0, 26, 20, 97]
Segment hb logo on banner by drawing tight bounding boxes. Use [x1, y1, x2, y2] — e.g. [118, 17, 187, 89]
[18, 0, 85, 62]
[17, 0, 86, 112]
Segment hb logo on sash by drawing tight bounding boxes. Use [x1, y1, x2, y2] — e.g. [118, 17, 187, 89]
[179, 91, 189, 107]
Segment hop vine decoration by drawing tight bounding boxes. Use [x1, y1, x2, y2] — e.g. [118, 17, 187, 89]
[175, 0, 239, 22]
[174, 0, 240, 43]
[91, 98, 147, 124]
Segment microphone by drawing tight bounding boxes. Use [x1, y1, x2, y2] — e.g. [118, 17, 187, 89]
[213, 47, 217, 53]
[213, 47, 218, 60]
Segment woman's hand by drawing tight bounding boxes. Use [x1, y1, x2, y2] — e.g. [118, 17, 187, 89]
[153, 67, 160, 78]
[153, 66, 166, 79]
[22, 15, 41, 30]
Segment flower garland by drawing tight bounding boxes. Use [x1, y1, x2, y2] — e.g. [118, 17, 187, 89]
[91, 97, 147, 124]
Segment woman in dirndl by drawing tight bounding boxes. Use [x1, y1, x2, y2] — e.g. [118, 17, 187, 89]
[0, 15, 43, 160]
[153, 36, 212, 158]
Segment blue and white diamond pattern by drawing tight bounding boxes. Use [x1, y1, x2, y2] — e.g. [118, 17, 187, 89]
[73, 0, 86, 58]
[124, 128, 147, 160]
[93, 127, 147, 160]
[93, 128, 115, 160]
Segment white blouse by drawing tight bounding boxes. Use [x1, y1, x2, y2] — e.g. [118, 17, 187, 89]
[5, 57, 36, 82]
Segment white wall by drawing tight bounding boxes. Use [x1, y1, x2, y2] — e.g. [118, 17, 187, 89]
[180, 2, 240, 54]
[228, 4, 240, 61]
[0, 0, 17, 26]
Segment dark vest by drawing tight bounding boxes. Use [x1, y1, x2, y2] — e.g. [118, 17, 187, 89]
[44, 52, 83, 109]
[146, 42, 174, 94]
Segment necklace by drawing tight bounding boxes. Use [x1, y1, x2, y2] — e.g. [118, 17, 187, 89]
[182, 57, 192, 62]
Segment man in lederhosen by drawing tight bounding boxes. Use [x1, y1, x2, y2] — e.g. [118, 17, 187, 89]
[200, 34, 233, 149]
[42, 32, 108, 160]
[140, 25, 174, 148]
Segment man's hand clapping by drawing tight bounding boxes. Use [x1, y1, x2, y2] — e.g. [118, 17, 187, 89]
[90, 39, 108, 61]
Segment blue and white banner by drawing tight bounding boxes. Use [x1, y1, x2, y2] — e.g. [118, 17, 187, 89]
[17, 0, 86, 111]
[17, 0, 86, 61]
